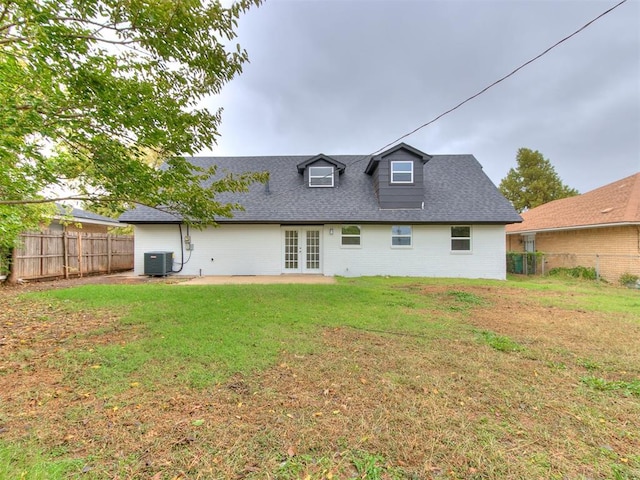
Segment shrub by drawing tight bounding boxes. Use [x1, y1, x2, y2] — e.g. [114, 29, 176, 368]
[548, 266, 597, 280]
[619, 272, 639, 287]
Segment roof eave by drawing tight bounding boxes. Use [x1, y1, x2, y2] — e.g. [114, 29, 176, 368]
[506, 221, 640, 235]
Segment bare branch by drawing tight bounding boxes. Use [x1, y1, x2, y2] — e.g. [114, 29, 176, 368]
[0, 35, 27, 45]
[0, 196, 95, 205]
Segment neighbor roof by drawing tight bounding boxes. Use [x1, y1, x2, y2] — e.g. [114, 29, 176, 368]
[119, 151, 522, 225]
[506, 172, 640, 234]
[56, 204, 123, 227]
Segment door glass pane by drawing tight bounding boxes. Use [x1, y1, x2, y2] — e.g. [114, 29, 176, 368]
[306, 230, 320, 269]
[285, 230, 298, 269]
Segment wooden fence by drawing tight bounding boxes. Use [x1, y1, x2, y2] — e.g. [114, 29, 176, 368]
[8, 231, 134, 281]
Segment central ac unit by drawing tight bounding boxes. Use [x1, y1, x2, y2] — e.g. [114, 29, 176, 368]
[144, 251, 174, 276]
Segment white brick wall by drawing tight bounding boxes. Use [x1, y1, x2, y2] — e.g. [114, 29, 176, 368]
[133, 223, 507, 279]
[323, 224, 506, 279]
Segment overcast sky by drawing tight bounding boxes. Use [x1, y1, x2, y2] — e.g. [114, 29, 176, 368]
[205, 0, 640, 194]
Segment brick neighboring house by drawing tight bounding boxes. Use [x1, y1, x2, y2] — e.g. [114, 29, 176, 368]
[506, 173, 640, 282]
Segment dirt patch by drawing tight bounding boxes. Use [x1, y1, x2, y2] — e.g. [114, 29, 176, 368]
[0, 272, 193, 294]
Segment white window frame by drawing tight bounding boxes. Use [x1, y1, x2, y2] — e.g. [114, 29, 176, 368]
[390, 161, 413, 184]
[391, 225, 412, 248]
[451, 226, 472, 252]
[341, 225, 361, 247]
[309, 166, 334, 187]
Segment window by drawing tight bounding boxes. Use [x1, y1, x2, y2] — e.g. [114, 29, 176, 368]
[391, 225, 412, 246]
[341, 225, 361, 246]
[390, 161, 413, 183]
[451, 226, 471, 251]
[309, 166, 334, 187]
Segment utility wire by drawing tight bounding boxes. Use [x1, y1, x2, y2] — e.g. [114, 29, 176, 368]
[369, 0, 628, 157]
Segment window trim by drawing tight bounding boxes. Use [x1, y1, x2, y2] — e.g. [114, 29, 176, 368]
[450, 225, 472, 253]
[340, 225, 361, 248]
[390, 161, 414, 184]
[308, 166, 334, 187]
[391, 225, 412, 248]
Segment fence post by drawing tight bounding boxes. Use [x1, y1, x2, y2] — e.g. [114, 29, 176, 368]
[595, 254, 600, 281]
[78, 234, 83, 278]
[107, 235, 112, 274]
[62, 231, 69, 279]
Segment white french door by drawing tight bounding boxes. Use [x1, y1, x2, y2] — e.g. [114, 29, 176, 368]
[282, 227, 322, 274]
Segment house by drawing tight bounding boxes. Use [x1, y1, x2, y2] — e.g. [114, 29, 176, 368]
[506, 173, 640, 282]
[119, 143, 522, 279]
[51, 204, 124, 234]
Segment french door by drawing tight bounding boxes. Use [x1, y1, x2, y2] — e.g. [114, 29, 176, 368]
[282, 227, 322, 274]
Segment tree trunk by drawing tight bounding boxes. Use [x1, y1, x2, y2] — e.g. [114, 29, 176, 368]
[6, 248, 19, 284]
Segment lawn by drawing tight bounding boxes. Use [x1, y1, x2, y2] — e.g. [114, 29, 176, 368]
[0, 276, 638, 479]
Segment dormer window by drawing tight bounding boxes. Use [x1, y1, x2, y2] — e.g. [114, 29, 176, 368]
[390, 161, 413, 183]
[309, 166, 334, 187]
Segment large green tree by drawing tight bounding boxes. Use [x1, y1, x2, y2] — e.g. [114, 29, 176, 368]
[499, 148, 578, 213]
[0, 0, 266, 259]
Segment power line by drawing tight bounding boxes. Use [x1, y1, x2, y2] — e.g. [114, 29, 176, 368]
[369, 0, 628, 157]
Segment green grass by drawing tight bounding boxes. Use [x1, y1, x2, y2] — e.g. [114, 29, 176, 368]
[0, 442, 86, 480]
[37, 282, 450, 393]
[476, 330, 525, 352]
[581, 376, 640, 397]
[506, 274, 640, 315]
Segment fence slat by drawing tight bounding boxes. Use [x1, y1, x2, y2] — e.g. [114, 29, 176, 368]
[6, 231, 133, 280]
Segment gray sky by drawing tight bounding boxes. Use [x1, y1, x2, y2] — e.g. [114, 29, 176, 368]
[205, 0, 640, 194]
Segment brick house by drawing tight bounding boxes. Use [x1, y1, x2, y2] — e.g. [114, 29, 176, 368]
[506, 173, 640, 282]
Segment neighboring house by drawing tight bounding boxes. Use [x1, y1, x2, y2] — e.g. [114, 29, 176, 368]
[51, 204, 123, 234]
[119, 143, 522, 279]
[506, 173, 640, 282]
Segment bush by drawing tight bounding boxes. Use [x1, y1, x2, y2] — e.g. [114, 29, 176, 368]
[548, 266, 597, 280]
[619, 272, 639, 287]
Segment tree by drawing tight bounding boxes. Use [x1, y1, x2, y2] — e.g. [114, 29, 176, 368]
[0, 0, 267, 266]
[499, 148, 578, 213]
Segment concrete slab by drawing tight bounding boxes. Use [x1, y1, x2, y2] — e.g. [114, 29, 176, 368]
[176, 275, 337, 285]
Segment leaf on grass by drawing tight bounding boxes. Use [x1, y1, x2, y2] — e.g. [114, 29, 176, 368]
[192, 419, 204, 426]
[287, 445, 297, 457]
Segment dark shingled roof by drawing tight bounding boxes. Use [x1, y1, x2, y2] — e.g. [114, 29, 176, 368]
[119, 153, 522, 225]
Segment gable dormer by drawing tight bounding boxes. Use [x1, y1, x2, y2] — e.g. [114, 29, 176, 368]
[297, 154, 346, 188]
[364, 143, 432, 209]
